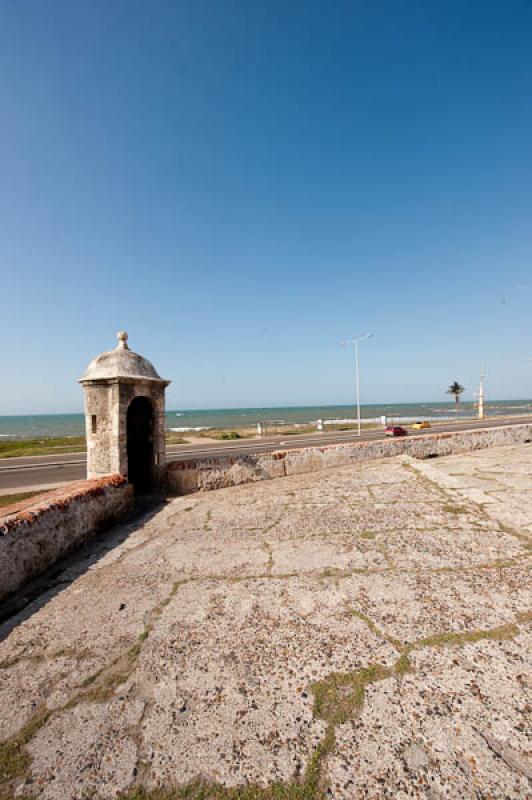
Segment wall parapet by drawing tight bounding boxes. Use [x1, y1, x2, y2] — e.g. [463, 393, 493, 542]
[0, 475, 134, 602]
[166, 422, 532, 495]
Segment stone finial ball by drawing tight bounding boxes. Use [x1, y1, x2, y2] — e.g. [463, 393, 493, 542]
[117, 330, 129, 349]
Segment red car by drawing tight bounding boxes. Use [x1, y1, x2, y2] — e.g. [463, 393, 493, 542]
[385, 426, 408, 437]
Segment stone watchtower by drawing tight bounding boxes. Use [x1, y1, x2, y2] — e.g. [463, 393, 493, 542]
[79, 332, 170, 491]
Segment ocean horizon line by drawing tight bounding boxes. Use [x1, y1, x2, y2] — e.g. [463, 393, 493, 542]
[1, 399, 532, 440]
[2, 397, 532, 418]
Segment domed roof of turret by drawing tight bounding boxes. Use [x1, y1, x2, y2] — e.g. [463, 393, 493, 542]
[80, 331, 167, 383]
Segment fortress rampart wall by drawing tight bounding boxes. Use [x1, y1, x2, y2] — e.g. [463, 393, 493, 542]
[0, 476, 133, 601]
[166, 422, 532, 495]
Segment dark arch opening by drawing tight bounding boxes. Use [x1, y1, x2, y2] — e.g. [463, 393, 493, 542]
[127, 396, 154, 493]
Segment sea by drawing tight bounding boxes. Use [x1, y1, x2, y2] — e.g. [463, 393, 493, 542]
[1, 401, 532, 439]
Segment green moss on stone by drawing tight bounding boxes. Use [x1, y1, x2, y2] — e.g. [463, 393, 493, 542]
[394, 654, 412, 675]
[0, 707, 51, 798]
[118, 725, 336, 800]
[414, 623, 518, 650]
[311, 665, 390, 726]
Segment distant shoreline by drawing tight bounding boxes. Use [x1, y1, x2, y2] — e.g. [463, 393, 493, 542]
[1, 400, 532, 440]
[2, 398, 532, 419]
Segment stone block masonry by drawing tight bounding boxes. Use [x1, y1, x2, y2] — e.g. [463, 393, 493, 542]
[166, 421, 532, 494]
[0, 475, 134, 601]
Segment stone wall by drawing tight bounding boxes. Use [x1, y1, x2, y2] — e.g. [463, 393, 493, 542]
[83, 382, 117, 476]
[0, 475, 134, 602]
[84, 380, 167, 483]
[166, 422, 532, 495]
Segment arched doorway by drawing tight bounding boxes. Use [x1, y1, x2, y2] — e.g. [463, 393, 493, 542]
[127, 396, 154, 493]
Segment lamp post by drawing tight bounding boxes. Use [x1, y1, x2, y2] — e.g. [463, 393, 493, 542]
[478, 365, 485, 420]
[342, 333, 373, 436]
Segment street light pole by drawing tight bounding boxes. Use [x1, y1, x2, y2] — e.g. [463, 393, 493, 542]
[355, 339, 361, 436]
[342, 333, 373, 436]
[478, 365, 485, 420]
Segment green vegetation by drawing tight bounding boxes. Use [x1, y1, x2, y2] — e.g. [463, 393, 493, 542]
[0, 436, 86, 459]
[0, 417, 387, 460]
[413, 623, 518, 649]
[0, 490, 47, 509]
[118, 724, 336, 800]
[118, 767, 329, 800]
[165, 432, 189, 445]
[311, 665, 389, 725]
[442, 503, 469, 515]
[2, 605, 526, 800]
[352, 607, 519, 658]
[0, 431, 191, 459]
[446, 381, 465, 407]
[394, 654, 412, 675]
[0, 706, 51, 799]
[80, 671, 99, 688]
[81, 669, 132, 704]
[76, 641, 145, 706]
[350, 609, 403, 650]
[280, 427, 314, 436]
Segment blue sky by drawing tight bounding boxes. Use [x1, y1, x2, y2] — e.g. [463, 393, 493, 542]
[1, 0, 531, 414]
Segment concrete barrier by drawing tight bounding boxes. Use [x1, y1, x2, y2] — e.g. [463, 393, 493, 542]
[166, 422, 532, 495]
[0, 475, 134, 601]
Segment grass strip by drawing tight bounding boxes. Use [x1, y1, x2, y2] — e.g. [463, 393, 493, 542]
[0, 491, 48, 509]
[0, 437, 86, 459]
[118, 725, 336, 800]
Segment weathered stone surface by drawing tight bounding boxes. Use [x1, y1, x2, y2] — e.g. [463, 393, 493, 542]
[167, 421, 532, 495]
[0, 476, 133, 601]
[0, 446, 530, 799]
[411, 441, 532, 533]
[328, 633, 532, 798]
[136, 578, 396, 789]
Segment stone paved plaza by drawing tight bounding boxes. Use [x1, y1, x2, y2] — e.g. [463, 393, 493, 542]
[0, 444, 531, 799]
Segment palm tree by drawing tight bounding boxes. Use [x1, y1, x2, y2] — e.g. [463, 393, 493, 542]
[447, 381, 465, 408]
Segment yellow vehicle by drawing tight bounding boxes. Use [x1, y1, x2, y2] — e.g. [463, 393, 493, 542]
[412, 420, 431, 430]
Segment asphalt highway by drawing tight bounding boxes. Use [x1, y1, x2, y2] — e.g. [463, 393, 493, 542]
[1, 415, 531, 494]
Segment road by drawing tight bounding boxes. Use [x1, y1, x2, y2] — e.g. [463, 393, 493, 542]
[1, 415, 531, 494]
